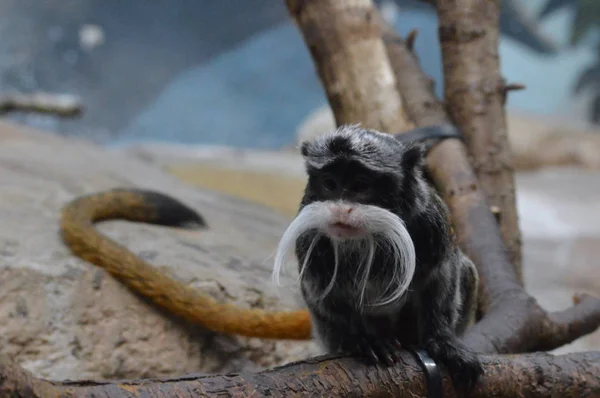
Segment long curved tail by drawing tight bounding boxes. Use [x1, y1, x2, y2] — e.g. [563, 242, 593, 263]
[60, 188, 311, 340]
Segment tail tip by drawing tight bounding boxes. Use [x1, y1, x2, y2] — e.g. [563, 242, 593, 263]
[179, 217, 208, 230]
[139, 190, 208, 229]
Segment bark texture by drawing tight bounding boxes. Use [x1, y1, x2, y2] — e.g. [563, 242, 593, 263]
[378, 17, 600, 355]
[1, 351, 599, 397]
[380, 15, 519, 316]
[436, 0, 524, 283]
[286, 0, 413, 132]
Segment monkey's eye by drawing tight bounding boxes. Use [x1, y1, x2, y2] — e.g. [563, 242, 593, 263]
[322, 176, 338, 192]
[351, 178, 370, 193]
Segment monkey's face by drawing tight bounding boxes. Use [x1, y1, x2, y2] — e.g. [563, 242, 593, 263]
[271, 126, 420, 305]
[302, 159, 399, 239]
[298, 125, 425, 215]
[306, 159, 396, 206]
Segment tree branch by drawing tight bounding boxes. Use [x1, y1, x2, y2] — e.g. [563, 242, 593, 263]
[436, 0, 524, 283]
[0, 92, 83, 117]
[376, 16, 600, 355]
[380, 10, 520, 317]
[2, 351, 599, 397]
[539, 294, 600, 352]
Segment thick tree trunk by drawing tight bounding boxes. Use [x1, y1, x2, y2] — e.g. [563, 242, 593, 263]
[286, 0, 413, 132]
[436, 0, 523, 283]
[1, 352, 599, 397]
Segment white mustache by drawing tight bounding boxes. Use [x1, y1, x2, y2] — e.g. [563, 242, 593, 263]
[272, 200, 416, 308]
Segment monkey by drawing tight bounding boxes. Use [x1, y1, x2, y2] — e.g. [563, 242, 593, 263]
[59, 124, 477, 383]
[272, 124, 483, 389]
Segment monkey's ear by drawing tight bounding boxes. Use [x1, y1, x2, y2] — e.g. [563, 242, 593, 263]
[401, 142, 426, 171]
[300, 141, 311, 157]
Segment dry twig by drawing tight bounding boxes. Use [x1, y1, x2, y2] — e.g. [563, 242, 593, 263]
[0, 92, 83, 117]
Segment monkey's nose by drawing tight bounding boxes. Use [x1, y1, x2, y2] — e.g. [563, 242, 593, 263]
[332, 204, 353, 221]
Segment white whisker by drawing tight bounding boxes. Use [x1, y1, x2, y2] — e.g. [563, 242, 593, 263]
[318, 240, 339, 300]
[353, 238, 370, 280]
[370, 224, 416, 306]
[272, 200, 416, 310]
[381, 241, 399, 296]
[297, 233, 320, 283]
[357, 238, 376, 307]
[272, 203, 329, 286]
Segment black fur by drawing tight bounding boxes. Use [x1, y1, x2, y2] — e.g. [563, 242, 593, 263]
[393, 124, 464, 151]
[296, 126, 483, 389]
[110, 188, 207, 228]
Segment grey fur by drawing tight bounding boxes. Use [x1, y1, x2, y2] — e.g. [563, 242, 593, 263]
[302, 124, 409, 173]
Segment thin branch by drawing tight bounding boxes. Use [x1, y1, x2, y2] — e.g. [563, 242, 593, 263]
[405, 28, 419, 51]
[0, 92, 83, 117]
[501, 81, 526, 105]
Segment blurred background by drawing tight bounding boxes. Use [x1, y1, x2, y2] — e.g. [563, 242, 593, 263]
[0, 0, 598, 381]
[1, 0, 599, 148]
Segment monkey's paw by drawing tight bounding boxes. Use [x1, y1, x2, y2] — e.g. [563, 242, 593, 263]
[349, 337, 403, 366]
[425, 338, 484, 390]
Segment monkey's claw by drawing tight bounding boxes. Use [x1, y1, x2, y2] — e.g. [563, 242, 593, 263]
[451, 352, 484, 390]
[425, 338, 484, 390]
[356, 338, 402, 366]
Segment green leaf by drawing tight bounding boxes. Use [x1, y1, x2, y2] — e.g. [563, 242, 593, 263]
[570, 0, 600, 45]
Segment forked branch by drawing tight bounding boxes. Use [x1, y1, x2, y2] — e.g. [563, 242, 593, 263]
[377, 14, 600, 356]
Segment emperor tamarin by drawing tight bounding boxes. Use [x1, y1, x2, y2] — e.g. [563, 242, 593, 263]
[273, 124, 484, 388]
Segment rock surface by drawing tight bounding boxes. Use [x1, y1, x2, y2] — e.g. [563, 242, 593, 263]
[125, 143, 308, 219]
[0, 121, 320, 382]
